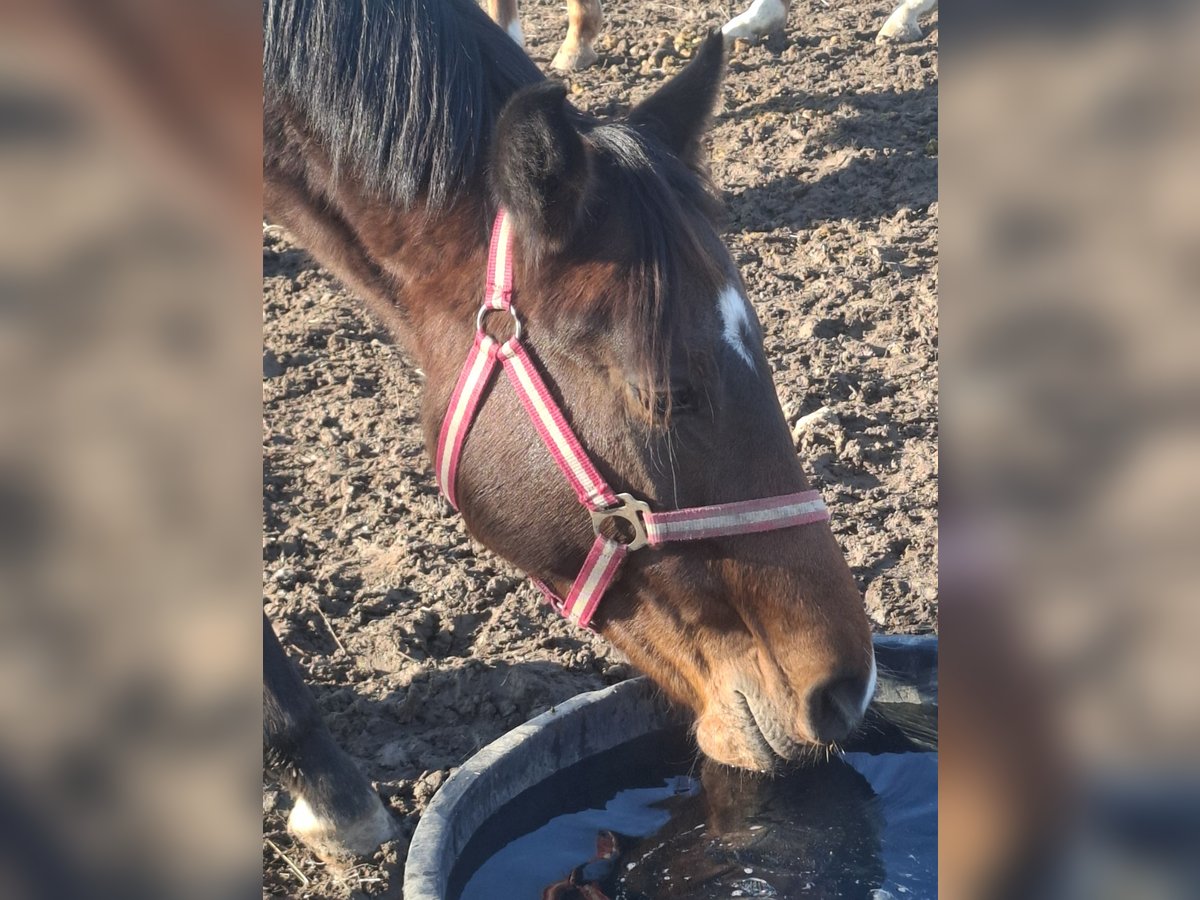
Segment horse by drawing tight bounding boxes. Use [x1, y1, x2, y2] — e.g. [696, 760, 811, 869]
[487, 0, 938, 72]
[263, 0, 875, 862]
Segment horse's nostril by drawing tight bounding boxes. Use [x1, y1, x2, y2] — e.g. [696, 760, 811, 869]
[806, 674, 868, 744]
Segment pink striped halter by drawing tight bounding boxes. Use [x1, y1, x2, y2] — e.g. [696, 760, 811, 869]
[435, 210, 831, 629]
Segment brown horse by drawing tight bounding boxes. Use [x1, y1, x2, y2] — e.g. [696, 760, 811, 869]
[488, 0, 604, 70]
[263, 0, 873, 860]
[486, 0, 938, 72]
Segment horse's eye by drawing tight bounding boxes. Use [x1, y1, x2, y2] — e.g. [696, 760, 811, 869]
[650, 385, 696, 418]
[669, 386, 697, 413]
[629, 381, 697, 420]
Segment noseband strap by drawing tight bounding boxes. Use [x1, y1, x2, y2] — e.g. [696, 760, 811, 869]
[435, 209, 830, 629]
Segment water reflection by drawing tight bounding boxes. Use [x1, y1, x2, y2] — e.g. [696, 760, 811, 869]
[617, 758, 887, 899]
[456, 707, 936, 900]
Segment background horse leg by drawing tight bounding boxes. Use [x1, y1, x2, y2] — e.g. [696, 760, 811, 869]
[263, 615, 394, 862]
[487, 0, 526, 46]
[876, 0, 938, 43]
[552, 0, 603, 71]
[721, 0, 791, 43]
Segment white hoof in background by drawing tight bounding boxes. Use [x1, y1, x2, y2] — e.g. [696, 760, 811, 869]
[722, 0, 788, 43]
[287, 792, 395, 862]
[876, 16, 923, 43]
[551, 41, 599, 72]
[876, 0, 937, 44]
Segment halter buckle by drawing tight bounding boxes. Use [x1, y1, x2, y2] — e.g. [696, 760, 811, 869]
[476, 304, 522, 342]
[590, 493, 651, 551]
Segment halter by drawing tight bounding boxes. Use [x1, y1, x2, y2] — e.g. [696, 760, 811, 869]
[435, 210, 831, 629]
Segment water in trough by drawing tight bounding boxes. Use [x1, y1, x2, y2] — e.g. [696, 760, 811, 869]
[451, 703, 936, 900]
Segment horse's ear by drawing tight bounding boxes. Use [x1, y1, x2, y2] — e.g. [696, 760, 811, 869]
[628, 30, 725, 168]
[492, 81, 591, 249]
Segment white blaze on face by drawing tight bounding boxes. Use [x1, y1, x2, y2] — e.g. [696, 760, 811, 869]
[722, 0, 789, 42]
[506, 19, 525, 47]
[718, 284, 755, 368]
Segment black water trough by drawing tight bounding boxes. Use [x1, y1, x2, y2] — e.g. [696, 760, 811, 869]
[405, 635, 937, 900]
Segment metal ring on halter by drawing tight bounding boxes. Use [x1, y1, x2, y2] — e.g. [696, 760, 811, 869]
[589, 493, 651, 552]
[476, 304, 522, 342]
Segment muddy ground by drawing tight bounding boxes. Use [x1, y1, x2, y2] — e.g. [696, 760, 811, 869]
[262, 0, 937, 895]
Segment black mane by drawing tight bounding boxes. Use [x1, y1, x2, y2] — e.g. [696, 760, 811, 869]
[264, 0, 725, 398]
[263, 0, 543, 209]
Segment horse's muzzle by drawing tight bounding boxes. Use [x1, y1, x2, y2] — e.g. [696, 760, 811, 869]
[695, 652, 877, 771]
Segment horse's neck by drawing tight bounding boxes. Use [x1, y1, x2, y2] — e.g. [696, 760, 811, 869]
[264, 121, 489, 371]
[333, 191, 492, 359]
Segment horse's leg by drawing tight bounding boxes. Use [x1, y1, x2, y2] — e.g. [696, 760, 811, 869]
[551, 0, 603, 72]
[487, 0, 525, 47]
[721, 0, 791, 43]
[263, 615, 394, 861]
[876, 0, 938, 43]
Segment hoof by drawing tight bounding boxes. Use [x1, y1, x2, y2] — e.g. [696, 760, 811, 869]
[287, 792, 395, 863]
[721, 0, 788, 43]
[551, 42, 599, 72]
[876, 17, 924, 44]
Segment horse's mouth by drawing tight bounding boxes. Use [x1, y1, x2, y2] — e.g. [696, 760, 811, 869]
[734, 690, 793, 771]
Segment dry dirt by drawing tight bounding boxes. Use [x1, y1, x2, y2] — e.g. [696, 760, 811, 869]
[262, 0, 937, 895]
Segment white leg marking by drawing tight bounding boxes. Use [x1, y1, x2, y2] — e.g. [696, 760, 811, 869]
[287, 795, 323, 836]
[876, 0, 937, 44]
[506, 19, 526, 47]
[717, 285, 755, 368]
[860, 650, 878, 717]
[288, 793, 394, 859]
[722, 0, 788, 42]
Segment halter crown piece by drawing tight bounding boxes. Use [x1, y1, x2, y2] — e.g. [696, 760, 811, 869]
[435, 210, 831, 629]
